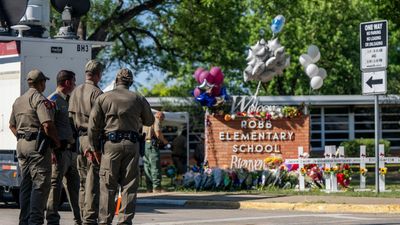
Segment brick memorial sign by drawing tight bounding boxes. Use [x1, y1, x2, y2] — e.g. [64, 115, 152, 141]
[205, 115, 310, 171]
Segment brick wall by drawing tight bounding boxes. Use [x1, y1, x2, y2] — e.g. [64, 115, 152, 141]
[205, 115, 310, 170]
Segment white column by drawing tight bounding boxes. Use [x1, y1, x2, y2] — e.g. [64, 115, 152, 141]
[378, 144, 386, 192]
[359, 145, 367, 189]
[324, 146, 332, 191]
[298, 146, 305, 191]
[330, 146, 338, 192]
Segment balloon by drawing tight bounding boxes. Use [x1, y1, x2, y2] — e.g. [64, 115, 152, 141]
[305, 63, 319, 78]
[265, 57, 277, 68]
[198, 79, 214, 91]
[270, 15, 285, 34]
[194, 67, 205, 83]
[307, 45, 320, 62]
[211, 85, 221, 96]
[193, 87, 202, 97]
[317, 67, 327, 79]
[210, 67, 224, 85]
[252, 61, 266, 76]
[299, 54, 312, 67]
[310, 51, 320, 63]
[199, 70, 213, 84]
[246, 49, 253, 61]
[310, 76, 323, 90]
[268, 38, 281, 52]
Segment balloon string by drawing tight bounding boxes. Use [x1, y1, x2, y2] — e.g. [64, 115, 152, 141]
[254, 81, 262, 98]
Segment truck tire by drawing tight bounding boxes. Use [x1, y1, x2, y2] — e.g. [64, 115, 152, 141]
[11, 188, 20, 207]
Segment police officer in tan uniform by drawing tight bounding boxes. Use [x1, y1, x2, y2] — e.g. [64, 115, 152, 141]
[68, 60, 103, 225]
[9, 69, 61, 225]
[142, 111, 169, 193]
[46, 70, 82, 225]
[88, 68, 154, 224]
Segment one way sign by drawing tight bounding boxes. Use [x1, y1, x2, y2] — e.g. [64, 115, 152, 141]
[362, 71, 387, 95]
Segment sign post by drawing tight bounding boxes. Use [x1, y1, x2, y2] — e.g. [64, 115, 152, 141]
[360, 20, 388, 193]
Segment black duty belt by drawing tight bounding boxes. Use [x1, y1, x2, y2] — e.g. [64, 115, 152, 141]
[17, 132, 38, 141]
[105, 131, 139, 143]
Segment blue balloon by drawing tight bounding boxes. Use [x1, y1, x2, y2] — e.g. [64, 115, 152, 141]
[270, 15, 285, 34]
[220, 87, 230, 101]
[195, 92, 216, 107]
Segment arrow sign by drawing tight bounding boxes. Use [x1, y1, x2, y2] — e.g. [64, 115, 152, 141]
[366, 76, 383, 88]
[362, 71, 386, 95]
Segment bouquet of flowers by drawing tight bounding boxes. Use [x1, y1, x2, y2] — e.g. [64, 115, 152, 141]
[264, 156, 284, 169]
[336, 164, 353, 188]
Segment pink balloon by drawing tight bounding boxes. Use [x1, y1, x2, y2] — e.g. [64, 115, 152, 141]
[193, 87, 202, 97]
[210, 67, 224, 85]
[194, 67, 205, 83]
[211, 85, 221, 96]
[199, 70, 214, 84]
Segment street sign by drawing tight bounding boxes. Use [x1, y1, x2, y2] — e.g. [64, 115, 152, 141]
[360, 20, 388, 71]
[362, 70, 387, 95]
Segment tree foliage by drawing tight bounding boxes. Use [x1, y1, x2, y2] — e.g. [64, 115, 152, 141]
[61, 0, 400, 97]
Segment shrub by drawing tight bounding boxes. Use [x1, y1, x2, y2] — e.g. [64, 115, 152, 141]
[340, 139, 390, 157]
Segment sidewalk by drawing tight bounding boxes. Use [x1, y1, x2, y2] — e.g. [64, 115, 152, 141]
[137, 192, 400, 214]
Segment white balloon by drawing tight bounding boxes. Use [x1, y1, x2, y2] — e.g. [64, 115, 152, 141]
[246, 49, 253, 61]
[311, 50, 320, 63]
[274, 46, 285, 57]
[317, 67, 327, 79]
[305, 63, 319, 77]
[247, 57, 257, 66]
[310, 76, 323, 90]
[299, 54, 312, 67]
[307, 45, 320, 60]
[268, 38, 281, 52]
[265, 56, 277, 68]
[284, 56, 291, 68]
[256, 47, 266, 57]
[252, 61, 265, 76]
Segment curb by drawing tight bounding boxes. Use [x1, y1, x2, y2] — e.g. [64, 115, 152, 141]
[137, 199, 187, 206]
[185, 200, 400, 214]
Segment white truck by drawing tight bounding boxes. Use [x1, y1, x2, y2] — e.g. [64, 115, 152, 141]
[0, 36, 104, 203]
[0, 0, 110, 204]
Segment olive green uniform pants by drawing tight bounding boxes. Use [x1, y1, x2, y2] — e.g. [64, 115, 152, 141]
[98, 140, 140, 225]
[77, 136, 100, 225]
[46, 149, 81, 225]
[17, 139, 51, 225]
[143, 143, 162, 190]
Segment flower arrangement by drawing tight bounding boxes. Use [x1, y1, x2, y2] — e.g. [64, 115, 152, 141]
[331, 165, 339, 174]
[227, 105, 303, 121]
[359, 167, 368, 177]
[264, 156, 284, 169]
[379, 167, 387, 176]
[336, 164, 353, 188]
[323, 167, 331, 177]
[300, 167, 307, 176]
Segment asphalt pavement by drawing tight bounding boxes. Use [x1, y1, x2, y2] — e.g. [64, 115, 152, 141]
[137, 192, 400, 214]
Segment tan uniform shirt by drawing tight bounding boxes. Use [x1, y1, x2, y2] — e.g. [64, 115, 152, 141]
[172, 135, 187, 157]
[88, 85, 155, 150]
[143, 118, 161, 140]
[49, 90, 73, 141]
[9, 88, 54, 133]
[68, 80, 103, 131]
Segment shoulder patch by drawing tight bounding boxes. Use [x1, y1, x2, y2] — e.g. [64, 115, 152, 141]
[43, 100, 56, 109]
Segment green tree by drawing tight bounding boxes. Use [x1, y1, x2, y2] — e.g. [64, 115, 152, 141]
[53, 0, 399, 96]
